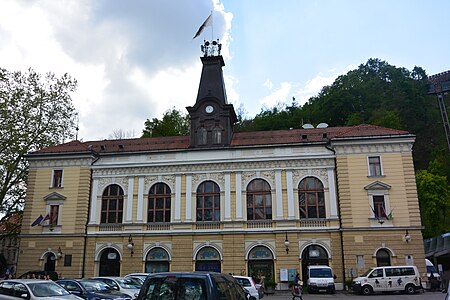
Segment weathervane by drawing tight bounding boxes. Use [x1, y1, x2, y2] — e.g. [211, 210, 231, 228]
[201, 39, 222, 57]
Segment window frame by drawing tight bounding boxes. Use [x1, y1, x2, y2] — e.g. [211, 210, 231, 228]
[101, 184, 124, 224]
[246, 179, 272, 221]
[147, 183, 172, 223]
[298, 177, 326, 219]
[51, 169, 64, 188]
[196, 181, 221, 222]
[367, 156, 383, 177]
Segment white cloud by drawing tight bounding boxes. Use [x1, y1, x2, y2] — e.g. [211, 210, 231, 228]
[263, 79, 273, 90]
[295, 65, 356, 106]
[261, 82, 292, 108]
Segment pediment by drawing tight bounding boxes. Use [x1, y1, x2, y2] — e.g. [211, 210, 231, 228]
[364, 181, 391, 190]
[43, 192, 67, 201]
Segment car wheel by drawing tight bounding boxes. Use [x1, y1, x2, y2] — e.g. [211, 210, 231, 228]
[250, 296, 256, 300]
[362, 285, 372, 295]
[405, 284, 415, 294]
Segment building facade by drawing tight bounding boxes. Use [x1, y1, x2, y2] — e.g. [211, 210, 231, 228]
[17, 41, 425, 289]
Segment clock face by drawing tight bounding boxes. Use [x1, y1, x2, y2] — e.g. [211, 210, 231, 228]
[205, 105, 214, 113]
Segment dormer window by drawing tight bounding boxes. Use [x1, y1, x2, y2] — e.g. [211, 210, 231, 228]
[51, 169, 63, 188]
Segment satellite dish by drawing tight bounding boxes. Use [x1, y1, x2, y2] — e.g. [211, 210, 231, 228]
[302, 124, 314, 129]
[316, 123, 329, 128]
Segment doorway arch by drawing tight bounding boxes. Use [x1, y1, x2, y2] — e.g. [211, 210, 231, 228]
[44, 253, 56, 272]
[99, 248, 121, 276]
[247, 245, 275, 284]
[376, 248, 391, 266]
[301, 244, 330, 280]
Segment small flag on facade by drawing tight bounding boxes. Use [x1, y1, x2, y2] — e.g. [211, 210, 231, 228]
[43, 214, 50, 222]
[193, 13, 212, 39]
[31, 215, 44, 227]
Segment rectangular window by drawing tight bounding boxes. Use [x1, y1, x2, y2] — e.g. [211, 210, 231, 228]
[50, 205, 59, 225]
[373, 196, 386, 218]
[368, 156, 382, 177]
[52, 170, 63, 188]
[64, 255, 72, 267]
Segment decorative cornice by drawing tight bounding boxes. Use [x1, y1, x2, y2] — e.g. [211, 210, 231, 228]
[332, 142, 413, 155]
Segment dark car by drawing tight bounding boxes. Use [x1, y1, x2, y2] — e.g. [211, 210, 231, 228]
[136, 272, 248, 300]
[57, 279, 132, 300]
[18, 270, 59, 281]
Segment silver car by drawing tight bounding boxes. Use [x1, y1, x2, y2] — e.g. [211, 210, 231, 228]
[0, 279, 83, 300]
[90, 277, 141, 299]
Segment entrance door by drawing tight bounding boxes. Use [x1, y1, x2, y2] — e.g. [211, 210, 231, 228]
[301, 244, 329, 281]
[44, 253, 56, 272]
[99, 248, 120, 276]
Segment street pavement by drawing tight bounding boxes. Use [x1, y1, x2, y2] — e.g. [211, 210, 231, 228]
[263, 290, 446, 300]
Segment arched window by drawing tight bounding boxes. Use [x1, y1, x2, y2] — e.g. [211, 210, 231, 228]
[148, 183, 171, 223]
[101, 184, 124, 224]
[247, 179, 272, 220]
[198, 127, 207, 145]
[298, 177, 325, 219]
[376, 249, 391, 267]
[213, 126, 222, 144]
[145, 247, 170, 273]
[196, 181, 220, 221]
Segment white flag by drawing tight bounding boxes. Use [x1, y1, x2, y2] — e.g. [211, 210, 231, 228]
[193, 13, 212, 39]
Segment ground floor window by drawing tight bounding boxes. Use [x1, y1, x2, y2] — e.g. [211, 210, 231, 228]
[145, 247, 170, 273]
[195, 247, 221, 272]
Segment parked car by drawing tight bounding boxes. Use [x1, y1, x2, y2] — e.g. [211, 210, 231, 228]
[233, 275, 263, 300]
[90, 277, 141, 299]
[57, 278, 132, 300]
[17, 270, 59, 281]
[306, 265, 336, 294]
[124, 273, 150, 284]
[351, 265, 421, 295]
[136, 271, 248, 300]
[0, 279, 83, 299]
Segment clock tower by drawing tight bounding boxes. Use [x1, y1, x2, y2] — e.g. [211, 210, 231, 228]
[187, 40, 237, 148]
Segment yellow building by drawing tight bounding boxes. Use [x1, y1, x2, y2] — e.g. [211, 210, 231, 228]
[17, 41, 425, 290]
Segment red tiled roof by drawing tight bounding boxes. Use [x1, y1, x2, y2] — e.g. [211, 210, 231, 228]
[30, 124, 410, 156]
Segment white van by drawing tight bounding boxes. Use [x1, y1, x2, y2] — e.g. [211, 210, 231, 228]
[306, 265, 336, 294]
[425, 259, 441, 289]
[351, 265, 421, 295]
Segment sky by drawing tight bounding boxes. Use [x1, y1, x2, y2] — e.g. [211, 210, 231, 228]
[1, 0, 449, 142]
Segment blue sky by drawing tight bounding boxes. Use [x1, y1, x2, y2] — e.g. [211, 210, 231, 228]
[0, 0, 449, 141]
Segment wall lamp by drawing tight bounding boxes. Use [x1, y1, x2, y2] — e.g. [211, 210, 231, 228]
[284, 232, 290, 254]
[57, 247, 63, 259]
[405, 230, 411, 243]
[127, 235, 134, 256]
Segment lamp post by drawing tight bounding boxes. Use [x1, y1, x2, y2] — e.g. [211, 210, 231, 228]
[284, 233, 290, 254]
[127, 235, 134, 256]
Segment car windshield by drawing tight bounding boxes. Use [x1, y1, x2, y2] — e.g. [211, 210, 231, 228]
[427, 265, 437, 273]
[310, 268, 332, 278]
[81, 280, 113, 292]
[117, 277, 142, 289]
[29, 282, 71, 297]
[361, 268, 375, 277]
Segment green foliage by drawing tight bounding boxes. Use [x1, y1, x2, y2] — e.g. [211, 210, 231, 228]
[142, 108, 189, 137]
[0, 68, 77, 218]
[416, 169, 450, 238]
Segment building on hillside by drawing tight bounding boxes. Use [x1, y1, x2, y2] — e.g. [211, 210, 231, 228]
[17, 40, 425, 289]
